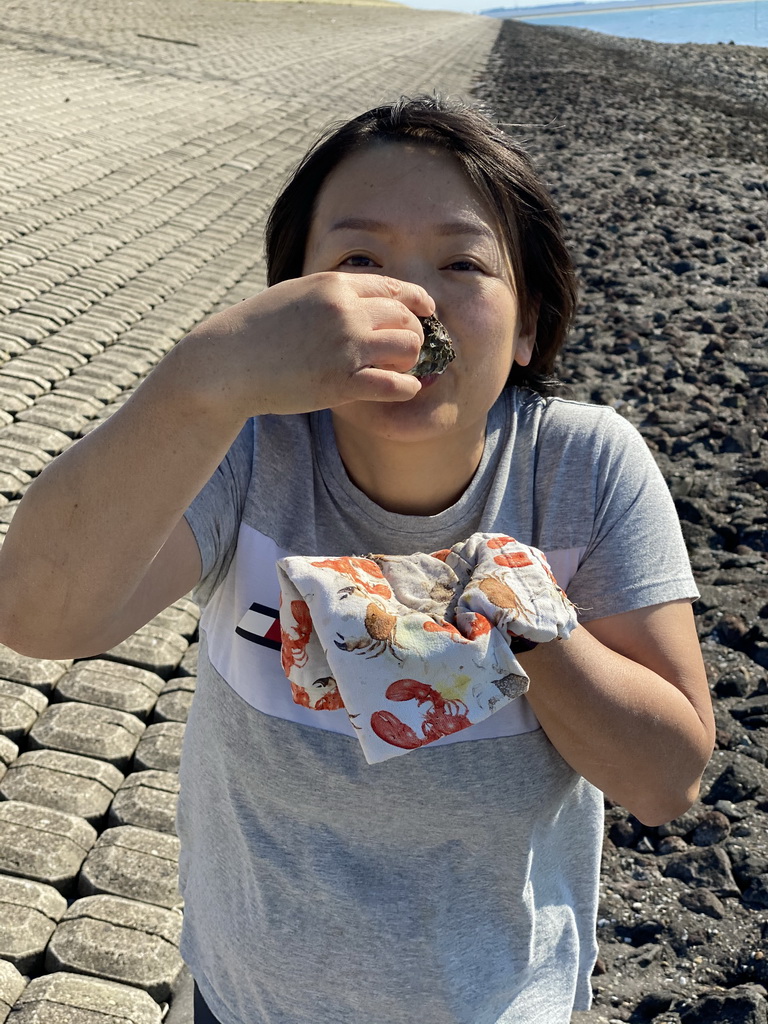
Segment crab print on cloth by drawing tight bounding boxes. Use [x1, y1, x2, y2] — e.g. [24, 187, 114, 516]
[276, 534, 578, 764]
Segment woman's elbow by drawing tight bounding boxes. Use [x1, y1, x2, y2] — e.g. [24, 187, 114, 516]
[630, 774, 710, 829]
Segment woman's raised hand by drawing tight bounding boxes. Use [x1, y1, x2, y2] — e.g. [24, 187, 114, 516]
[181, 272, 436, 419]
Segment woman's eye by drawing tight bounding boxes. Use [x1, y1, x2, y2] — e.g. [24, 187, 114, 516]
[447, 260, 481, 272]
[341, 255, 377, 268]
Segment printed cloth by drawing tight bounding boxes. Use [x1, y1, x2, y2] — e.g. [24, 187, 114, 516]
[276, 533, 578, 763]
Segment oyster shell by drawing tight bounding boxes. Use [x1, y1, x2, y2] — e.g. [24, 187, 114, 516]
[407, 314, 456, 377]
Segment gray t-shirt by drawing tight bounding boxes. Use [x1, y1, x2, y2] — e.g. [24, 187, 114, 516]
[181, 388, 698, 1024]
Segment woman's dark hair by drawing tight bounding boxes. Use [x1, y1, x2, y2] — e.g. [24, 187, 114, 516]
[265, 95, 578, 395]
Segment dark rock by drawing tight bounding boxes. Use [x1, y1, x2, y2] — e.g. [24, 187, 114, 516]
[743, 875, 768, 910]
[678, 888, 726, 919]
[680, 984, 768, 1024]
[610, 817, 645, 847]
[691, 811, 731, 846]
[705, 756, 768, 804]
[661, 846, 740, 895]
[658, 835, 689, 855]
[732, 696, 768, 730]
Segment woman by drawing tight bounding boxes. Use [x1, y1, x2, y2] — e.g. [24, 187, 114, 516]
[0, 96, 715, 1024]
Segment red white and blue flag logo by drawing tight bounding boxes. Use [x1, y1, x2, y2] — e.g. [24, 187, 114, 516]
[235, 601, 281, 651]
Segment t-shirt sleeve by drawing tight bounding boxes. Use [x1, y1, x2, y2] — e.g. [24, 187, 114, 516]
[564, 410, 699, 622]
[183, 418, 254, 608]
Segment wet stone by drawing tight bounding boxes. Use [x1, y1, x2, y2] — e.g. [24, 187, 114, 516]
[0, 679, 48, 742]
[152, 676, 195, 724]
[78, 824, 181, 909]
[10, 970, 163, 1024]
[53, 660, 164, 721]
[27, 702, 145, 770]
[0, 801, 96, 894]
[0, 645, 70, 695]
[46, 895, 183, 1002]
[108, 770, 180, 834]
[0, 960, 25, 1023]
[0, 750, 124, 824]
[133, 722, 185, 773]
[0, 874, 67, 973]
[103, 625, 188, 678]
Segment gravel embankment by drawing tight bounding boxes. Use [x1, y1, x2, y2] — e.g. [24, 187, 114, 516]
[475, 20, 768, 1024]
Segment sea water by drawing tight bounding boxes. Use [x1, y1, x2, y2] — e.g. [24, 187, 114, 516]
[509, 0, 767, 46]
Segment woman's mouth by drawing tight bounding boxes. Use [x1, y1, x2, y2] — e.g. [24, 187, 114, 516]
[416, 373, 440, 389]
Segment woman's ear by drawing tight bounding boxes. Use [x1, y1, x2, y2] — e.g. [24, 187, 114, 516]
[513, 298, 540, 368]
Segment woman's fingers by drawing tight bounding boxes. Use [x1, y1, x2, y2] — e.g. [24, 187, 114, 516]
[356, 327, 424, 374]
[347, 366, 423, 403]
[347, 273, 434, 319]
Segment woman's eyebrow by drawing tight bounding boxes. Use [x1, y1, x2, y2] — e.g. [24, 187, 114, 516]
[329, 217, 495, 239]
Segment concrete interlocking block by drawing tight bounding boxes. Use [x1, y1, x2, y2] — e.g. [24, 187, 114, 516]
[18, 301, 70, 327]
[97, 344, 156, 375]
[0, 959, 25, 1024]
[0, 439, 51, 476]
[0, 735, 18, 786]
[0, 645, 71, 694]
[0, 679, 48, 742]
[46, 895, 182, 1002]
[1, 357, 68, 387]
[108, 770, 180, 834]
[27, 701, 145, 769]
[149, 599, 199, 640]
[132, 722, 184, 774]
[0, 314, 58, 343]
[42, 324, 105, 354]
[58, 311, 121, 344]
[0, 387, 35, 416]
[152, 676, 195, 726]
[104, 625, 188, 678]
[0, 422, 71, 456]
[0, 749, 124, 823]
[54, 659, 164, 720]
[70, 360, 140, 391]
[22, 346, 85, 374]
[78, 824, 180, 909]
[15, 394, 99, 436]
[54, 378, 122, 403]
[0, 367, 49, 399]
[0, 466, 30, 501]
[0, 873, 68, 973]
[8, 970, 163, 1024]
[178, 642, 198, 677]
[0, 800, 96, 894]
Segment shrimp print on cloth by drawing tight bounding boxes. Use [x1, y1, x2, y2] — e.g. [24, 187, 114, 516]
[276, 533, 578, 763]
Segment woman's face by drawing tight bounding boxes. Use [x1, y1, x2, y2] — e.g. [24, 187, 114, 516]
[302, 142, 536, 448]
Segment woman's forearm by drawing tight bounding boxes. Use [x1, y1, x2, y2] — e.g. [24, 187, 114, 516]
[519, 626, 715, 827]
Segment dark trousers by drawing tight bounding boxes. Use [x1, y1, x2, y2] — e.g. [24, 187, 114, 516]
[194, 983, 224, 1024]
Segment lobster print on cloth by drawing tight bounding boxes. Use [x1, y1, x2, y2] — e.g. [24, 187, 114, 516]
[276, 534, 579, 764]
